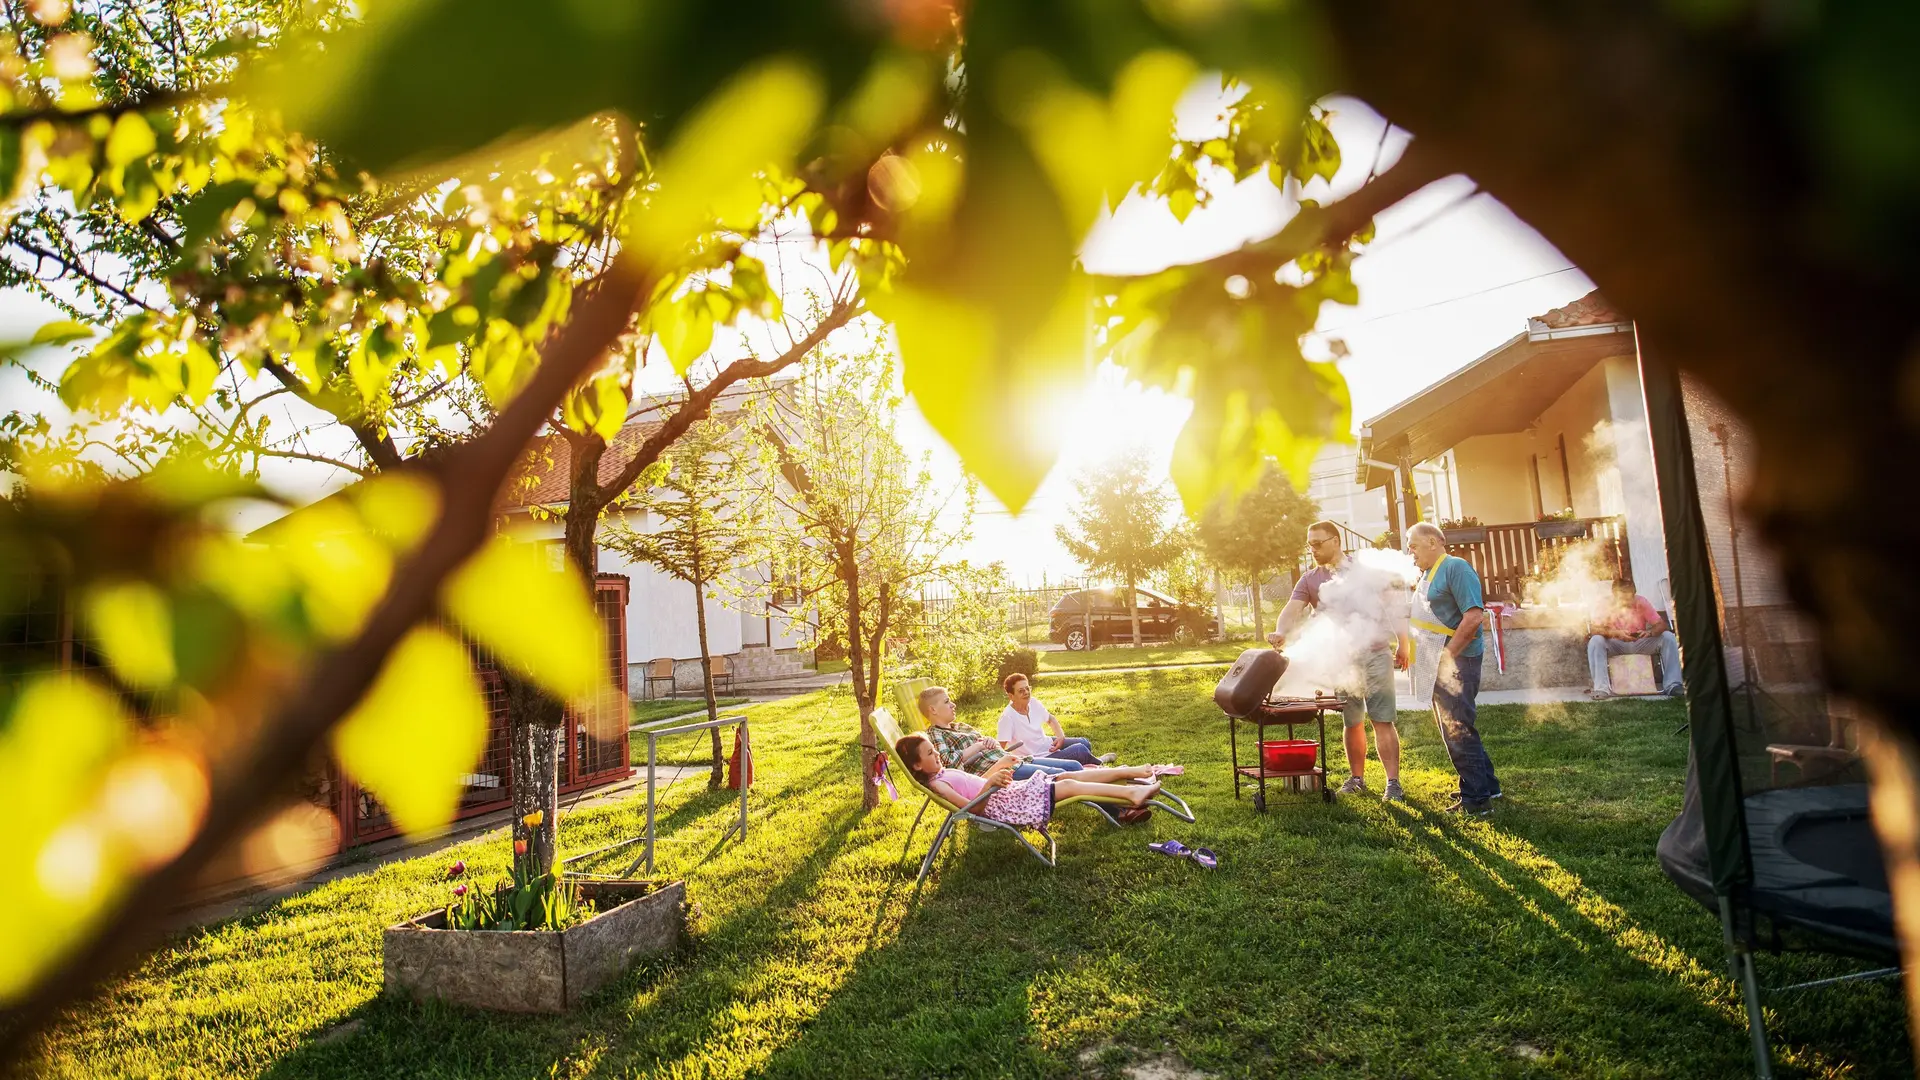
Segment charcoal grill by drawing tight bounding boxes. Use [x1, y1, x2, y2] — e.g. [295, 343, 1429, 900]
[1229, 693, 1344, 810]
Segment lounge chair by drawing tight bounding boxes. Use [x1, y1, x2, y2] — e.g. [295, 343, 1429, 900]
[867, 706, 1195, 901]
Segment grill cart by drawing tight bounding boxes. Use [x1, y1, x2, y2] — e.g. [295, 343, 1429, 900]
[1211, 648, 1343, 811]
[1230, 694, 1342, 811]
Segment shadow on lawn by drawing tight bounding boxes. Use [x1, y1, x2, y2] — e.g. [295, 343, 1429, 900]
[255, 766, 875, 1080]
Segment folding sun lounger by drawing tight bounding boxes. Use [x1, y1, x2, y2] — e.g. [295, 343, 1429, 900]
[867, 706, 1195, 901]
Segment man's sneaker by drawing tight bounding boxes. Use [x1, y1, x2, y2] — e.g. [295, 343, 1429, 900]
[1382, 779, 1405, 801]
[1336, 775, 1369, 796]
[1449, 787, 1503, 801]
[1096, 752, 1118, 764]
[1664, 685, 1686, 699]
[1444, 794, 1494, 816]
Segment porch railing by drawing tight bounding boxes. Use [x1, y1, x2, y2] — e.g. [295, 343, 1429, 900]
[1443, 516, 1631, 605]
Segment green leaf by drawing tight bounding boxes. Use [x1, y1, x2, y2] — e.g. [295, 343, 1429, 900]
[651, 293, 715, 375]
[81, 581, 176, 689]
[443, 535, 605, 703]
[30, 320, 96, 347]
[330, 627, 488, 837]
[104, 113, 156, 168]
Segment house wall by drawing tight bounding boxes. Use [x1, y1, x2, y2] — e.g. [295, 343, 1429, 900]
[1528, 361, 1613, 517]
[1301, 442, 1391, 544]
[1452, 433, 1537, 525]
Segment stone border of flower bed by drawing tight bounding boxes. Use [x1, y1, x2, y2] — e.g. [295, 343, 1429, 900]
[383, 879, 686, 1012]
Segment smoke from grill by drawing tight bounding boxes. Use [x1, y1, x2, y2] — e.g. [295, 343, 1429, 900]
[1271, 549, 1418, 698]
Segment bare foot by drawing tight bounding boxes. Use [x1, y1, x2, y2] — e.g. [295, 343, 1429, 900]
[1129, 782, 1161, 807]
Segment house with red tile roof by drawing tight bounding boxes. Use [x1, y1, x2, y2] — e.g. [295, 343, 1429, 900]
[499, 387, 815, 693]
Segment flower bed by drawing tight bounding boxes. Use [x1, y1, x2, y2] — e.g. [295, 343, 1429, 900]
[383, 879, 686, 1012]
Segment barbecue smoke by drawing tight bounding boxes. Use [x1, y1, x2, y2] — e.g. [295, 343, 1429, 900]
[1273, 549, 1418, 697]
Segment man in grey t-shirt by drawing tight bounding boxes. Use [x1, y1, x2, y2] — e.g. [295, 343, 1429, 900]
[1268, 520, 1410, 800]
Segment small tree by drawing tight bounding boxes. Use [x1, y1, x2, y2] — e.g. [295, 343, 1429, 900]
[760, 340, 972, 810]
[1055, 450, 1182, 648]
[1155, 523, 1216, 627]
[1195, 465, 1318, 636]
[602, 412, 768, 788]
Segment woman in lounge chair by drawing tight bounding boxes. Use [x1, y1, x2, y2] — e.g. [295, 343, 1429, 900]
[997, 673, 1108, 766]
[894, 732, 1170, 829]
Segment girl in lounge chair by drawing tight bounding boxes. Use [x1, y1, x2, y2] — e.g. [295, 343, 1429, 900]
[895, 732, 1175, 828]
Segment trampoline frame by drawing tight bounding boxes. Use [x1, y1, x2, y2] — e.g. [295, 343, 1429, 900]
[1641, 344, 1901, 1079]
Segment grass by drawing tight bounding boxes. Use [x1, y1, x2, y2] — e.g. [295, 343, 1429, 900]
[1035, 639, 1249, 671]
[630, 697, 750, 727]
[30, 675, 1910, 1079]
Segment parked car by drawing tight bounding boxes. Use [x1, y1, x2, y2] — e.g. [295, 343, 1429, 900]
[1047, 587, 1218, 651]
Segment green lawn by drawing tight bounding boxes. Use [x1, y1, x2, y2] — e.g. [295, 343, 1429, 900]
[1036, 639, 1250, 671]
[630, 697, 750, 727]
[30, 675, 1909, 1078]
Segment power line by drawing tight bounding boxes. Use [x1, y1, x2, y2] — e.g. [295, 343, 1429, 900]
[1308, 265, 1583, 338]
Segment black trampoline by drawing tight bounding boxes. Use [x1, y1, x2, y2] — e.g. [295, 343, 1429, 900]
[1642, 348, 1900, 1078]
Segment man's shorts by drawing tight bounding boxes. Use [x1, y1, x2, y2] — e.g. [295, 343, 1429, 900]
[1341, 647, 1400, 729]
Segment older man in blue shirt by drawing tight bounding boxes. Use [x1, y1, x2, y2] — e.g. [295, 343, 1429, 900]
[1407, 522, 1503, 815]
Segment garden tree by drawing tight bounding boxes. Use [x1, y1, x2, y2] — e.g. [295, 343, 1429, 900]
[12, 0, 1920, 1057]
[1195, 464, 1319, 635]
[757, 340, 974, 811]
[600, 411, 772, 789]
[1056, 449, 1182, 648]
[1154, 523, 1215, 629]
[912, 560, 1018, 701]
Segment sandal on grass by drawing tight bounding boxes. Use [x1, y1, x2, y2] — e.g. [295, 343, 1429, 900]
[1149, 764, 1185, 777]
[1148, 839, 1190, 858]
[1190, 847, 1219, 870]
[1116, 806, 1153, 825]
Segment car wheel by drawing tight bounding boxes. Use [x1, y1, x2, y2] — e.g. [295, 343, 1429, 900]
[1172, 623, 1196, 644]
[1065, 627, 1089, 651]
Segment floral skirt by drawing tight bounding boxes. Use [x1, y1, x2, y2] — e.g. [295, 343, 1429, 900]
[984, 774, 1054, 828]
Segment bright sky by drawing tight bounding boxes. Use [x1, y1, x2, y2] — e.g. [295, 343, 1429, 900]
[945, 94, 1594, 581]
[0, 92, 1594, 580]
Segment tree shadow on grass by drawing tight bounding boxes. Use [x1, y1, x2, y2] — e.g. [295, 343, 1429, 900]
[253, 788, 880, 1080]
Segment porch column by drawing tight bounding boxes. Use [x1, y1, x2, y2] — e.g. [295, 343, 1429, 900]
[1397, 449, 1422, 527]
[1604, 352, 1672, 609]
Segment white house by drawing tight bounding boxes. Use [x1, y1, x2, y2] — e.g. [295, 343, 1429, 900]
[501, 393, 815, 695]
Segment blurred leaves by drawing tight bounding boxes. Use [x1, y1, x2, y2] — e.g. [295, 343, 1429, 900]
[330, 628, 486, 836]
[443, 536, 605, 704]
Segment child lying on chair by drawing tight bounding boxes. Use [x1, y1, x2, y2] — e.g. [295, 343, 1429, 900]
[895, 733, 1172, 829]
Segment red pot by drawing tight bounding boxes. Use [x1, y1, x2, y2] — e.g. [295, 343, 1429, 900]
[1261, 739, 1318, 773]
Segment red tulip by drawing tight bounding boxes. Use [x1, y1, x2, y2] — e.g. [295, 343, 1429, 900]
[445, 860, 466, 879]
[513, 839, 528, 856]
[452, 883, 468, 898]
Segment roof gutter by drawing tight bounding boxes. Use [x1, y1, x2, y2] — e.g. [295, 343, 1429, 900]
[1525, 320, 1633, 343]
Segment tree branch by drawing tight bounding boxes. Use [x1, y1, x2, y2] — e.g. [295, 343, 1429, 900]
[582, 297, 862, 516]
[0, 259, 653, 1062]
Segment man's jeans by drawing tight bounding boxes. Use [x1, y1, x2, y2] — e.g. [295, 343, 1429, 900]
[1432, 651, 1500, 802]
[1010, 755, 1085, 780]
[1588, 632, 1682, 693]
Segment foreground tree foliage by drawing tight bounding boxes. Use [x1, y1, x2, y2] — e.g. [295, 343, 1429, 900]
[2, 0, 1920, 1061]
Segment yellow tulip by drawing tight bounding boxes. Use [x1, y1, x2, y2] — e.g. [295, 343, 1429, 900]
[521, 810, 544, 829]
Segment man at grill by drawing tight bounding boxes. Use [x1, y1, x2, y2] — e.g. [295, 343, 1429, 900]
[1407, 522, 1503, 816]
[1267, 520, 1411, 801]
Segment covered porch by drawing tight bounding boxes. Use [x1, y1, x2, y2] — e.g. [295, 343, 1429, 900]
[1354, 293, 1670, 689]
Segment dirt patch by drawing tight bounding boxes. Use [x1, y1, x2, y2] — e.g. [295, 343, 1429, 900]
[1122, 1054, 1214, 1080]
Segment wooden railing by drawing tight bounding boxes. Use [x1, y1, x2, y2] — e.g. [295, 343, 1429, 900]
[1442, 516, 1631, 605]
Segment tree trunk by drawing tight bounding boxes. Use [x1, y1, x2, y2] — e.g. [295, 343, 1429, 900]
[838, 539, 878, 811]
[693, 571, 724, 789]
[1249, 574, 1264, 642]
[507, 672, 563, 880]
[1126, 576, 1141, 647]
[505, 431, 607, 878]
[1212, 567, 1228, 643]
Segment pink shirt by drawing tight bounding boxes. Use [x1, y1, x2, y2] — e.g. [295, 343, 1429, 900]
[933, 768, 988, 803]
[1594, 595, 1661, 637]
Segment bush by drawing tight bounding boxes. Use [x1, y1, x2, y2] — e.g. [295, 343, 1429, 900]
[995, 647, 1038, 682]
[913, 626, 1015, 703]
